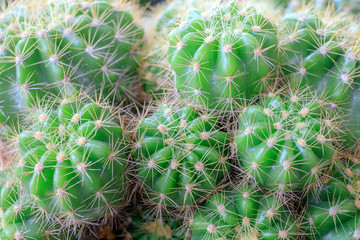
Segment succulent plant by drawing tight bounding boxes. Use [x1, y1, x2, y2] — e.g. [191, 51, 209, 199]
[279, 6, 360, 149]
[167, 0, 280, 112]
[133, 99, 230, 213]
[0, 0, 144, 124]
[12, 93, 130, 231]
[235, 90, 338, 195]
[301, 166, 360, 239]
[191, 184, 299, 239]
[0, 166, 75, 240]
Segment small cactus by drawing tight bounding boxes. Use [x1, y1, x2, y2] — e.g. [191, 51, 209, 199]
[0, 166, 74, 240]
[235, 89, 338, 196]
[301, 165, 360, 239]
[13, 92, 130, 232]
[167, 0, 280, 112]
[133, 98, 230, 213]
[0, 0, 144, 124]
[191, 184, 299, 239]
[279, 6, 360, 149]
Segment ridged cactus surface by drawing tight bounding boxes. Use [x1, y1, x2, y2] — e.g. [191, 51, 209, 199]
[191, 185, 299, 239]
[168, 0, 280, 111]
[235, 91, 337, 195]
[0, 0, 144, 124]
[14, 94, 130, 228]
[133, 100, 230, 210]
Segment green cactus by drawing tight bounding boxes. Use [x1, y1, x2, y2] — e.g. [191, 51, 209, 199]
[133, 99, 230, 212]
[0, 0, 144, 124]
[167, 0, 280, 112]
[301, 169, 360, 239]
[0, 167, 74, 240]
[191, 184, 299, 239]
[13, 93, 130, 229]
[235, 90, 338, 195]
[279, 7, 360, 149]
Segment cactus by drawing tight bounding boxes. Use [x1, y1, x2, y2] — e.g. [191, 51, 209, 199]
[0, 0, 144, 124]
[167, 0, 280, 112]
[235, 90, 338, 196]
[133, 99, 230, 213]
[301, 165, 360, 239]
[191, 184, 299, 239]
[279, 6, 360, 149]
[12, 92, 130, 231]
[0, 165, 75, 240]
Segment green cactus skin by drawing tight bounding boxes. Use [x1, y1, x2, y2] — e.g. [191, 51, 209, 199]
[191, 185, 299, 240]
[0, 0, 144, 124]
[235, 92, 337, 195]
[167, 0, 280, 112]
[279, 8, 360, 149]
[13, 94, 130, 227]
[301, 171, 360, 240]
[0, 168, 74, 240]
[133, 101, 230, 211]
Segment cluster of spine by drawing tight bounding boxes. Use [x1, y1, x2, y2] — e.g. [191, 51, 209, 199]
[0, 0, 144, 124]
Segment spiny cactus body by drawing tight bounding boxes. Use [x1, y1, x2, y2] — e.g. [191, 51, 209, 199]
[0, 167, 75, 240]
[191, 184, 299, 239]
[235, 91, 338, 195]
[279, 7, 360, 149]
[13, 93, 130, 229]
[0, 0, 144, 124]
[167, 0, 280, 112]
[301, 167, 360, 239]
[133, 100, 230, 212]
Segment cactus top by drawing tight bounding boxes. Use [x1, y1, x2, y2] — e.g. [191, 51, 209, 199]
[0, 0, 144, 124]
[279, 8, 360, 148]
[133, 102, 230, 209]
[14, 95, 129, 225]
[168, 0, 280, 112]
[235, 91, 338, 195]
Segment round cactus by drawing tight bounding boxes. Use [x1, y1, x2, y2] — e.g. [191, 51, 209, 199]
[279, 6, 360, 149]
[191, 184, 299, 239]
[0, 166, 75, 240]
[133, 99, 230, 212]
[301, 169, 360, 239]
[0, 0, 144, 124]
[235, 90, 338, 195]
[167, 0, 280, 112]
[13, 93, 130, 229]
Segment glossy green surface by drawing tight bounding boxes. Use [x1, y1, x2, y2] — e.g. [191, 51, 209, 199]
[15, 98, 129, 222]
[280, 10, 360, 148]
[168, 1, 279, 111]
[133, 103, 230, 208]
[191, 185, 299, 239]
[303, 172, 360, 239]
[235, 94, 336, 194]
[0, 169, 72, 239]
[0, 0, 143, 124]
